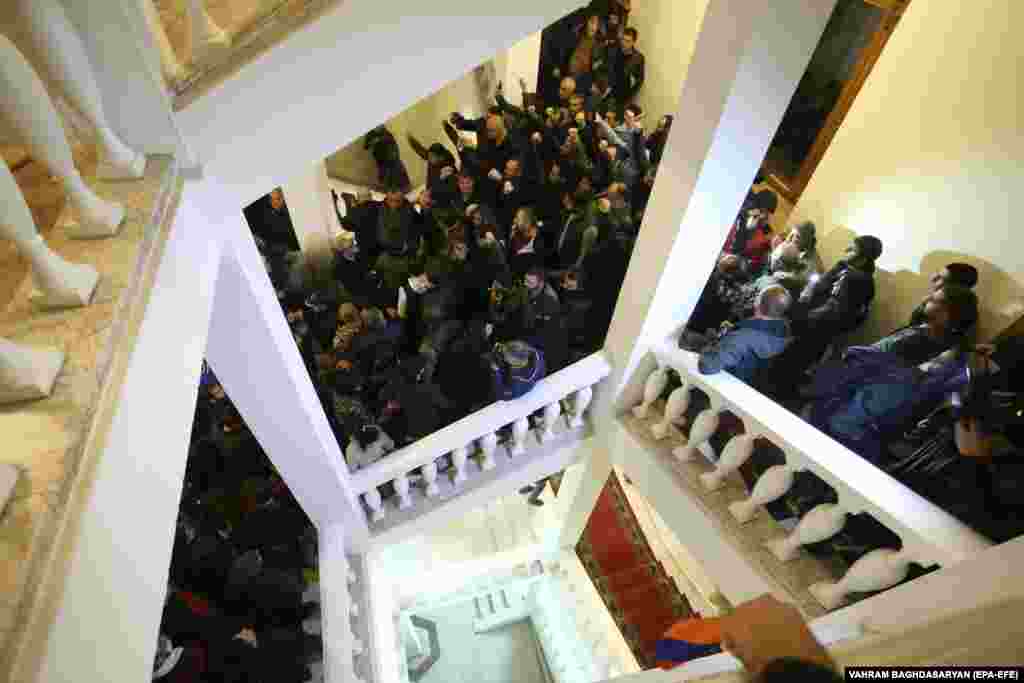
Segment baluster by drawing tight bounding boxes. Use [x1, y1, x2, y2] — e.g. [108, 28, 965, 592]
[766, 503, 848, 562]
[699, 434, 756, 491]
[421, 460, 440, 497]
[568, 385, 593, 428]
[362, 487, 384, 522]
[1, 162, 99, 308]
[350, 601, 360, 617]
[185, 0, 231, 64]
[540, 401, 562, 442]
[729, 465, 795, 523]
[0, 35, 125, 238]
[0, 339, 65, 404]
[143, 0, 187, 83]
[632, 366, 668, 418]
[672, 408, 720, 462]
[478, 432, 498, 470]
[651, 383, 690, 440]
[809, 548, 912, 610]
[510, 416, 531, 456]
[352, 637, 364, 656]
[393, 473, 412, 510]
[346, 567, 357, 585]
[451, 446, 470, 483]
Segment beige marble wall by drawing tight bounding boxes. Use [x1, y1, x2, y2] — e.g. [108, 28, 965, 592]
[0, 156, 177, 670]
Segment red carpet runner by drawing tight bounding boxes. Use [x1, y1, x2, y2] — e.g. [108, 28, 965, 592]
[575, 472, 694, 669]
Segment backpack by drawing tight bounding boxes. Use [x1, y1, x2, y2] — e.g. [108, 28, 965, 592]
[490, 341, 546, 400]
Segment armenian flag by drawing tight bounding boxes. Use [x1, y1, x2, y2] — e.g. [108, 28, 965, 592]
[654, 616, 723, 669]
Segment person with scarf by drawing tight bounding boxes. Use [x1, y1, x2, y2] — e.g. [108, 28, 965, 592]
[406, 134, 457, 206]
[722, 189, 778, 274]
[372, 188, 420, 290]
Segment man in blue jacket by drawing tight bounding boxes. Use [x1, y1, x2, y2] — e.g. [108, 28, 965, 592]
[698, 285, 792, 383]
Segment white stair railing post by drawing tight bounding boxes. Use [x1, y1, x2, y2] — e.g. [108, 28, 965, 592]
[185, 0, 230, 64]
[673, 407, 720, 462]
[632, 366, 668, 418]
[451, 446, 469, 484]
[0, 338, 66, 405]
[510, 416, 530, 456]
[143, 0, 187, 83]
[540, 401, 561, 443]
[362, 487, 384, 522]
[809, 548, 912, 610]
[421, 459, 440, 497]
[729, 464, 796, 523]
[651, 382, 689, 440]
[568, 385, 593, 428]
[11, 0, 147, 180]
[0, 35, 126, 238]
[766, 503, 849, 562]
[478, 432, 498, 470]
[699, 433, 756, 490]
[393, 473, 412, 510]
[0, 161, 99, 308]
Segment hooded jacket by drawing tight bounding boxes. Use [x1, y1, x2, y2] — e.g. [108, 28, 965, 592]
[698, 317, 790, 383]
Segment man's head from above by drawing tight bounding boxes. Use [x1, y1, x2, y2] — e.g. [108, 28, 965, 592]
[504, 157, 522, 179]
[604, 108, 619, 128]
[623, 103, 642, 128]
[622, 27, 638, 52]
[384, 188, 405, 209]
[559, 76, 577, 102]
[845, 235, 884, 270]
[592, 74, 610, 96]
[755, 284, 792, 320]
[717, 253, 744, 279]
[931, 262, 979, 292]
[269, 188, 285, 211]
[784, 221, 817, 254]
[575, 175, 594, 199]
[525, 265, 547, 292]
[457, 172, 474, 194]
[584, 13, 600, 37]
[514, 207, 538, 238]
[569, 94, 586, 117]
[448, 236, 468, 262]
[923, 284, 978, 334]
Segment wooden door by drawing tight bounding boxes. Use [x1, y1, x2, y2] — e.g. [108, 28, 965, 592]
[762, 0, 911, 203]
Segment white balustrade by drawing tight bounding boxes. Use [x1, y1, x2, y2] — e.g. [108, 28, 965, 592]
[673, 407, 720, 462]
[809, 548, 913, 610]
[0, 35, 126, 239]
[350, 601, 359, 617]
[478, 431, 499, 470]
[348, 353, 610, 526]
[510, 416, 530, 456]
[351, 636, 364, 656]
[393, 473, 412, 510]
[651, 382, 690, 440]
[421, 460, 440, 497]
[143, 0, 187, 83]
[539, 401, 561, 443]
[631, 342, 993, 609]
[632, 365, 668, 418]
[451, 446, 469, 484]
[362, 487, 384, 522]
[728, 464, 796, 523]
[0, 338, 65, 405]
[568, 385, 593, 428]
[699, 433, 756, 491]
[766, 503, 849, 562]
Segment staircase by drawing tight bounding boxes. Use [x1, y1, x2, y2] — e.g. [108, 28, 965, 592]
[473, 583, 531, 632]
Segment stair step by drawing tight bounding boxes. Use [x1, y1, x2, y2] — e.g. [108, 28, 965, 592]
[597, 564, 658, 593]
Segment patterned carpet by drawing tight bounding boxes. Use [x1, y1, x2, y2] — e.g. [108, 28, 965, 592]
[575, 472, 694, 668]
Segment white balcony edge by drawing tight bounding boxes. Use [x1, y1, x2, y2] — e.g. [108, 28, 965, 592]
[649, 340, 992, 568]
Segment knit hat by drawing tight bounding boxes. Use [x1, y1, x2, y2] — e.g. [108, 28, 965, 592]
[854, 235, 884, 262]
[753, 189, 779, 215]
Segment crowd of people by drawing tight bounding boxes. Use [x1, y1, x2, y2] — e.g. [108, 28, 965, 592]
[153, 367, 323, 682]
[244, 0, 664, 478]
[683, 187, 1024, 545]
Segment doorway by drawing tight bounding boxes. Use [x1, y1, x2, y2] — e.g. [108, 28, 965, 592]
[762, 0, 911, 202]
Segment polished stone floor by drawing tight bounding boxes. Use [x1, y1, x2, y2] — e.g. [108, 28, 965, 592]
[0, 152, 171, 659]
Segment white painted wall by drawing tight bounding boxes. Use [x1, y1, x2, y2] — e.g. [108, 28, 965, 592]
[283, 159, 342, 258]
[789, 0, 1024, 342]
[173, 0, 582, 207]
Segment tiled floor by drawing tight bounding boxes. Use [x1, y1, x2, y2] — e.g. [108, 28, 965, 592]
[0, 154, 172, 661]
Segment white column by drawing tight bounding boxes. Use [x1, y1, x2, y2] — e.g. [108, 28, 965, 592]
[282, 159, 342, 259]
[204, 218, 369, 546]
[0, 35, 126, 239]
[10, 0, 147, 179]
[0, 159, 99, 308]
[0, 338, 65, 404]
[595, 0, 838, 423]
[558, 443, 613, 547]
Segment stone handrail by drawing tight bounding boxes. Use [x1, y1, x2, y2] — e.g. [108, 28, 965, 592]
[634, 341, 992, 609]
[350, 352, 611, 524]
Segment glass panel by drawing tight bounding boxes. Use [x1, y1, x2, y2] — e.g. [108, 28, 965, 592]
[763, 0, 885, 184]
